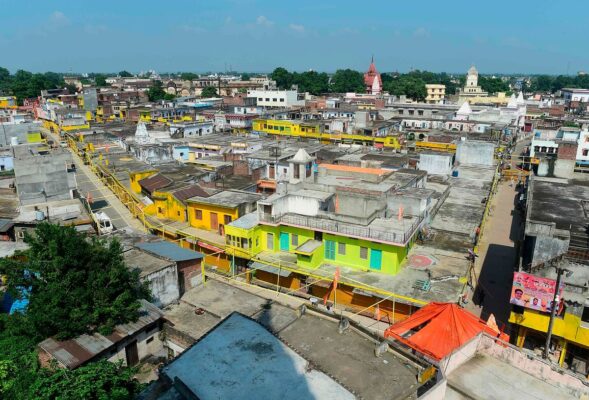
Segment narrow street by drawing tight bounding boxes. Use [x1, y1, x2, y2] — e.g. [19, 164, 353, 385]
[44, 129, 145, 233]
[467, 178, 522, 331]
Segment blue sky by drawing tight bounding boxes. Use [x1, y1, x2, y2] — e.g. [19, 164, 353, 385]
[0, 0, 587, 74]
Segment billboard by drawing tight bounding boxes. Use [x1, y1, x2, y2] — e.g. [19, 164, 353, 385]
[510, 272, 564, 314]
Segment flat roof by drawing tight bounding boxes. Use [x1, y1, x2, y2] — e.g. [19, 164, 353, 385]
[528, 177, 589, 236]
[162, 313, 354, 400]
[448, 354, 574, 400]
[186, 189, 262, 208]
[135, 241, 204, 262]
[123, 248, 174, 277]
[227, 212, 259, 229]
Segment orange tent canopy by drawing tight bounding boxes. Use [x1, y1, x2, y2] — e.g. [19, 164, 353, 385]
[384, 302, 509, 361]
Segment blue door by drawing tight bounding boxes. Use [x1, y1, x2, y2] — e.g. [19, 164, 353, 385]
[369, 249, 382, 270]
[280, 233, 289, 251]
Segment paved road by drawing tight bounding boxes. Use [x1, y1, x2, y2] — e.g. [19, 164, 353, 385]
[44, 129, 145, 233]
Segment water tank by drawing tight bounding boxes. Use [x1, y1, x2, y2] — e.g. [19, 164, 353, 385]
[35, 210, 45, 221]
[10, 137, 18, 146]
[452, 170, 459, 177]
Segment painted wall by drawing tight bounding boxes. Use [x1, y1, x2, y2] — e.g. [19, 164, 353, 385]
[153, 192, 187, 222]
[510, 309, 589, 348]
[129, 170, 158, 194]
[187, 202, 238, 233]
[143, 265, 180, 308]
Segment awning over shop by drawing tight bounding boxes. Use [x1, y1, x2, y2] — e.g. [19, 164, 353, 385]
[250, 261, 292, 278]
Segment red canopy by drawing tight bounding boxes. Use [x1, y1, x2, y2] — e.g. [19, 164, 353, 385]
[384, 303, 509, 361]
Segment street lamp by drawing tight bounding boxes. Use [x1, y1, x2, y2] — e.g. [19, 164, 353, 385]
[544, 266, 573, 360]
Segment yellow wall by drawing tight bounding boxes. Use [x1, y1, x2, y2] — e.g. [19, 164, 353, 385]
[187, 202, 238, 232]
[129, 170, 158, 194]
[510, 309, 589, 349]
[26, 132, 43, 143]
[0, 96, 17, 108]
[153, 192, 187, 222]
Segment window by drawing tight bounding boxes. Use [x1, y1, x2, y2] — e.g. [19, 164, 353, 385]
[280, 98, 285, 102]
[224, 215, 232, 224]
[158, 207, 163, 214]
[409, 110, 414, 115]
[360, 247, 368, 259]
[258, 98, 263, 101]
[325, 240, 336, 260]
[291, 234, 299, 246]
[266, 98, 270, 102]
[146, 336, 154, 344]
[583, 149, 589, 157]
[398, 110, 404, 115]
[418, 110, 424, 116]
[338, 242, 346, 255]
[267, 233, 274, 250]
[177, 211, 181, 216]
[273, 98, 277, 102]
[195, 209, 203, 220]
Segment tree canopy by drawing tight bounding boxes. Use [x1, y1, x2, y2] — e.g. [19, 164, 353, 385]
[2, 223, 149, 340]
[270, 67, 328, 95]
[529, 74, 589, 93]
[147, 80, 168, 101]
[201, 86, 218, 98]
[0, 67, 65, 103]
[180, 72, 198, 81]
[94, 74, 108, 87]
[241, 73, 251, 81]
[478, 76, 510, 94]
[118, 70, 133, 77]
[30, 360, 143, 400]
[330, 69, 364, 93]
[0, 224, 148, 399]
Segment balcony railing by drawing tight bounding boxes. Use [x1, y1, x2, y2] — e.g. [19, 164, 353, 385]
[260, 212, 423, 245]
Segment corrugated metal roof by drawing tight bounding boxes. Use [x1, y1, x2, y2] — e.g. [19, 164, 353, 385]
[0, 218, 14, 233]
[136, 241, 204, 262]
[138, 173, 173, 193]
[38, 300, 162, 369]
[173, 185, 210, 202]
[250, 261, 292, 278]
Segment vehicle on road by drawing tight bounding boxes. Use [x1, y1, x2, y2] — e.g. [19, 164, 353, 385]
[94, 211, 114, 234]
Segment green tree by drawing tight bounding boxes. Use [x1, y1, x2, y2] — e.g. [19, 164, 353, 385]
[478, 76, 509, 93]
[201, 86, 218, 97]
[271, 67, 291, 89]
[94, 74, 108, 87]
[330, 69, 364, 93]
[1, 223, 149, 340]
[30, 360, 143, 400]
[147, 80, 167, 101]
[65, 83, 77, 94]
[118, 70, 133, 77]
[180, 72, 198, 81]
[241, 73, 251, 81]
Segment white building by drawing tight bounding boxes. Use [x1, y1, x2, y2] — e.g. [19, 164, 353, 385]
[246, 89, 305, 108]
[562, 88, 589, 104]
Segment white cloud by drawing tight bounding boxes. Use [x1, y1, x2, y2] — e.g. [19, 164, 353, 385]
[256, 15, 274, 27]
[289, 23, 305, 33]
[49, 11, 69, 27]
[413, 27, 429, 38]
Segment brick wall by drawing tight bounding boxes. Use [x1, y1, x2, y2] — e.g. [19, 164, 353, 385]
[557, 142, 578, 160]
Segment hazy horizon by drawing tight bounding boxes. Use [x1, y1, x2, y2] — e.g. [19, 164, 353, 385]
[1, 0, 587, 75]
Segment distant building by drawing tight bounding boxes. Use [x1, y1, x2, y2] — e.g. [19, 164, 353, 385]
[425, 84, 446, 104]
[246, 89, 305, 108]
[364, 57, 382, 95]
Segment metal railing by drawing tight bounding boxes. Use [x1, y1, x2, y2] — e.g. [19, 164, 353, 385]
[260, 212, 422, 244]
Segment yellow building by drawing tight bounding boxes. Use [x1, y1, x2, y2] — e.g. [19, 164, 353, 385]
[152, 185, 211, 222]
[0, 96, 17, 109]
[425, 84, 446, 104]
[253, 119, 401, 149]
[186, 190, 262, 236]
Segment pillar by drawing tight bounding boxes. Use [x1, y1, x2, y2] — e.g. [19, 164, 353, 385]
[559, 339, 568, 367]
[516, 326, 527, 348]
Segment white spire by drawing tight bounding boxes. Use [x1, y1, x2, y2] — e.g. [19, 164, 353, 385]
[457, 101, 472, 116]
[507, 93, 517, 108]
[135, 121, 150, 143]
[517, 91, 525, 105]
